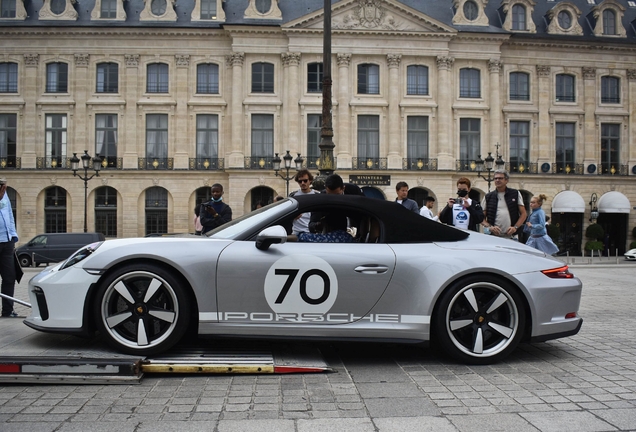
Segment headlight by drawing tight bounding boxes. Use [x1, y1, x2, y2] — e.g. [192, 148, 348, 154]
[59, 241, 104, 270]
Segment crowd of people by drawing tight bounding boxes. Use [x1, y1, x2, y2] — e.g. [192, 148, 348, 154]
[190, 169, 558, 254]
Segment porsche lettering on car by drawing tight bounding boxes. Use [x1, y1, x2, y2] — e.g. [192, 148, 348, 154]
[24, 194, 583, 364]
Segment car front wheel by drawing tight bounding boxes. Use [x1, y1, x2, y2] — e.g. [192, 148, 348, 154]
[433, 276, 526, 365]
[94, 263, 191, 356]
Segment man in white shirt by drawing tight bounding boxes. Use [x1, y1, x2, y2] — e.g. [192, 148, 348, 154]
[420, 196, 438, 221]
[290, 169, 318, 235]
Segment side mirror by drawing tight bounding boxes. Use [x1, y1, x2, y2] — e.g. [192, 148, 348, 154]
[255, 226, 288, 251]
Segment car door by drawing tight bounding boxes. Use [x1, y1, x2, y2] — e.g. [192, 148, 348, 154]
[216, 239, 396, 325]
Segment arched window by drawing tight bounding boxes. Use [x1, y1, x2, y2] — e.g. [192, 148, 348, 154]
[406, 65, 428, 95]
[45, 186, 67, 233]
[251, 186, 274, 209]
[557, 10, 572, 30]
[146, 63, 169, 93]
[463, 1, 478, 21]
[556, 74, 575, 102]
[251, 62, 274, 93]
[357, 64, 379, 94]
[196, 63, 219, 94]
[95, 186, 117, 237]
[510, 72, 529, 101]
[459, 68, 480, 98]
[511, 4, 526, 30]
[145, 187, 168, 235]
[0, 62, 18, 93]
[602, 9, 616, 35]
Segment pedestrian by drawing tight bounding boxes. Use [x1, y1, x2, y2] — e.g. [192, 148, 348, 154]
[308, 174, 345, 234]
[420, 196, 438, 221]
[0, 178, 19, 318]
[199, 183, 232, 234]
[300, 174, 353, 243]
[193, 204, 203, 235]
[481, 170, 527, 240]
[525, 194, 559, 255]
[395, 181, 419, 214]
[289, 168, 318, 235]
[439, 177, 484, 231]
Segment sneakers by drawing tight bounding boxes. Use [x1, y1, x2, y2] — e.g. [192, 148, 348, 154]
[1, 311, 19, 318]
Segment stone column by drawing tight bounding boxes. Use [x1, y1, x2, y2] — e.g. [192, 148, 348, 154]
[436, 56, 454, 170]
[582, 67, 597, 172]
[628, 69, 636, 166]
[123, 54, 140, 169]
[488, 59, 502, 154]
[336, 53, 352, 169]
[173, 54, 190, 170]
[281, 53, 301, 154]
[21, 54, 39, 168]
[227, 52, 245, 168]
[73, 54, 90, 157]
[536, 65, 551, 166]
[387, 54, 402, 169]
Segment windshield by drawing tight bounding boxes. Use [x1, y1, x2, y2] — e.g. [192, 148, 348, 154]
[205, 199, 294, 239]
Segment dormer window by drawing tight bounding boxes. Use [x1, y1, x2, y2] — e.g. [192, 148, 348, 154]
[591, 0, 626, 38]
[91, 0, 126, 21]
[51, 0, 65, 14]
[512, 5, 526, 29]
[151, 0, 166, 15]
[39, 0, 78, 20]
[502, 0, 536, 33]
[602, 9, 616, 34]
[1, 0, 27, 19]
[192, 0, 226, 22]
[464, 1, 478, 20]
[244, 0, 281, 20]
[558, 10, 572, 29]
[140, 0, 177, 21]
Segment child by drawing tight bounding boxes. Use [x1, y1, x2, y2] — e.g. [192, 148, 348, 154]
[525, 194, 559, 255]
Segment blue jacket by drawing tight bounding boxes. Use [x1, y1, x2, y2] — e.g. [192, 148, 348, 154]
[527, 208, 547, 236]
[0, 193, 18, 243]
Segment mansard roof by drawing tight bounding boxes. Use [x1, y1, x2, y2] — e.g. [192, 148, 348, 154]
[2, 0, 636, 42]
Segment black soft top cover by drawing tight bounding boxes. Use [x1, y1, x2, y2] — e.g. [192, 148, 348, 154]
[293, 194, 469, 243]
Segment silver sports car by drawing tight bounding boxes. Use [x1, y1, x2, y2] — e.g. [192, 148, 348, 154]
[25, 194, 582, 365]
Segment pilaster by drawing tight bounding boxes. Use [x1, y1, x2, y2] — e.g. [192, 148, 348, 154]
[583, 67, 597, 171]
[436, 56, 454, 170]
[536, 64, 552, 165]
[21, 54, 39, 169]
[336, 53, 352, 169]
[173, 54, 190, 169]
[488, 59, 502, 156]
[123, 54, 140, 169]
[387, 54, 402, 169]
[282, 53, 300, 155]
[227, 52, 245, 168]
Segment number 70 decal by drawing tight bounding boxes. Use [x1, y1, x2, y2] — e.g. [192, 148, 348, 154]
[264, 255, 339, 315]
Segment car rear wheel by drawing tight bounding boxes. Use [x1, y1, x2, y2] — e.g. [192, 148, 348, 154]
[94, 263, 191, 356]
[433, 276, 526, 365]
[18, 254, 32, 268]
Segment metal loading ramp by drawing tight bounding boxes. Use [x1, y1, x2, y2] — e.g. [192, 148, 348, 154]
[0, 319, 332, 384]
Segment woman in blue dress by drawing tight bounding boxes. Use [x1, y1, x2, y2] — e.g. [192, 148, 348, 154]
[525, 194, 559, 255]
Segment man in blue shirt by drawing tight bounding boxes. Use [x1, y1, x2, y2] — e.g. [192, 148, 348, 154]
[0, 178, 19, 317]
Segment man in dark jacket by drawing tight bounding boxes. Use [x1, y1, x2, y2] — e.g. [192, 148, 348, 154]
[199, 183, 232, 234]
[439, 177, 484, 231]
[395, 181, 419, 213]
[482, 170, 527, 239]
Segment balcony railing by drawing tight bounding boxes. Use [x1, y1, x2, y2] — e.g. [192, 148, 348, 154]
[507, 162, 538, 174]
[456, 159, 474, 172]
[352, 157, 387, 170]
[245, 156, 275, 170]
[403, 158, 438, 171]
[303, 156, 338, 171]
[552, 163, 584, 175]
[0, 157, 20, 169]
[138, 157, 174, 170]
[100, 156, 123, 170]
[600, 163, 629, 176]
[189, 158, 224, 170]
[36, 156, 71, 169]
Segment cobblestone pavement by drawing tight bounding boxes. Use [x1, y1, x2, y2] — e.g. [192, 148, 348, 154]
[1, 266, 635, 432]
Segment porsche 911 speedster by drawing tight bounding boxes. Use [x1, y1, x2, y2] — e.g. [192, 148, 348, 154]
[25, 194, 583, 364]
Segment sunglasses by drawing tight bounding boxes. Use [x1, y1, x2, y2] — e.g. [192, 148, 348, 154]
[297, 179, 309, 183]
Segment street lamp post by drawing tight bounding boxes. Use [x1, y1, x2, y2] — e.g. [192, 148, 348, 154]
[471, 144, 505, 191]
[70, 150, 102, 233]
[272, 150, 304, 196]
[589, 193, 599, 222]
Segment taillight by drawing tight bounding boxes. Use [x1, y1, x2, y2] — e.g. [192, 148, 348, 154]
[541, 265, 574, 279]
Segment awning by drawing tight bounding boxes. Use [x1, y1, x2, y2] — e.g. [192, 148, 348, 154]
[551, 191, 586, 213]
[598, 191, 631, 214]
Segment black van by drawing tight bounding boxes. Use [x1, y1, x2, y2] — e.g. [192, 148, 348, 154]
[16, 232, 105, 267]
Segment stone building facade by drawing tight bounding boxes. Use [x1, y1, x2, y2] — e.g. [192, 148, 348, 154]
[1, 0, 635, 255]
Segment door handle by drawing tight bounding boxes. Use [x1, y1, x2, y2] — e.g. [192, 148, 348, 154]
[354, 265, 389, 274]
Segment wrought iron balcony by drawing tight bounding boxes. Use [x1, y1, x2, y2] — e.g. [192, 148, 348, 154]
[303, 156, 337, 171]
[352, 157, 387, 170]
[600, 163, 628, 176]
[0, 157, 20, 169]
[403, 158, 438, 171]
[245, 156, 275, 170]
[189, 158, 224, 170]
[552, 163, 584, 175]
[456, 159, 475, 172]
[36, 156, 71, 169]
[507, 161, 538, 174]
[99, 156, 123, 170]
[138, 157, 174, 170]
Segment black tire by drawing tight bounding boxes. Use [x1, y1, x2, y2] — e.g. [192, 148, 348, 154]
[433, 275, 526, 365]
[18, 255, 32, 268]
[93, 263, 191, 356]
